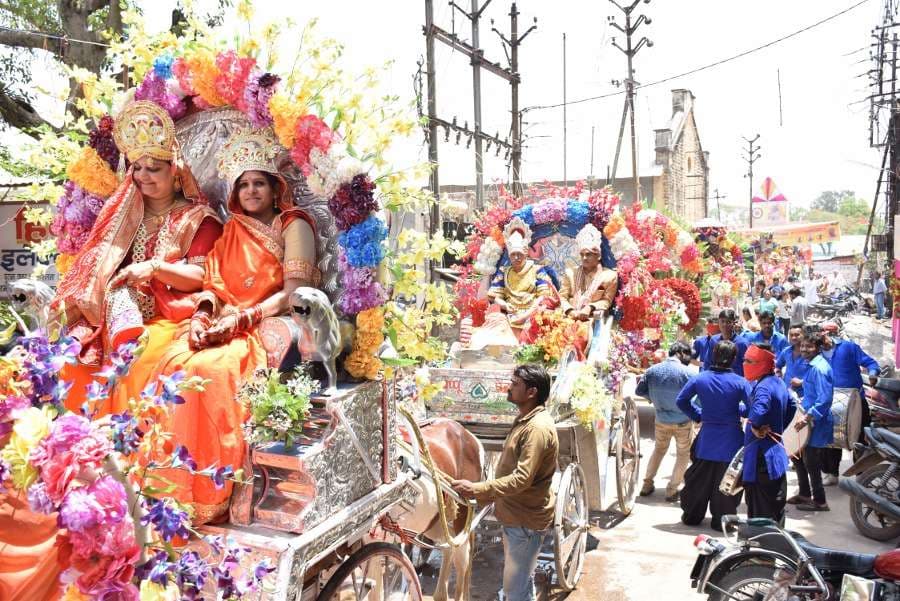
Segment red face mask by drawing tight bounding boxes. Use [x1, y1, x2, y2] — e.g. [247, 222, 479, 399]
[744, 345, 775, 382]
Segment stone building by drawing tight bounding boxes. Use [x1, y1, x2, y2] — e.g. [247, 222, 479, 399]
[651, 89, 710, 223]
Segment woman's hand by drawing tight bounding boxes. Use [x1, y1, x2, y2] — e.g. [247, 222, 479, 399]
[189, 315, 211, 350]
[110, 261, 156, 288]
[205, 314, 239, 346]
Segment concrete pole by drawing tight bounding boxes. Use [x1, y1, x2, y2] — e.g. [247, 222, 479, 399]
[471, 0, 484, 210]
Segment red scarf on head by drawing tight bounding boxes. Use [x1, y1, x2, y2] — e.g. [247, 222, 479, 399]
[745, 344, 775, 382]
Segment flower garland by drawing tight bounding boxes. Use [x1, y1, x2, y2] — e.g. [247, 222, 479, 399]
[0, 334, 274, 598]
[345, 307, 385, 379]
[568, 362, 620, 429]
[660, 277, 702, 330]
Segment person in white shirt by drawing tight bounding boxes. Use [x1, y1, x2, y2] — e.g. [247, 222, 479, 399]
[789, 288, 809, 326]
[803, 274, 820, 304]
[775, 290, 792, 334]
[873, 271, 888, 320]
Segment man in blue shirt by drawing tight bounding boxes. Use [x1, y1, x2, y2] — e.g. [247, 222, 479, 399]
[769, 276, 786, 299]
[819, 322, 880, 485]
[742, 342, 795, 525]
[636, 342, 695, 502]
[677, 340, 752, 531]
[702, 309, 750, 376]
[775, 324, 809, 398]
[745, 311, 789, 355]
[692, 319, 719, 369]
[788, 331, 834, 511]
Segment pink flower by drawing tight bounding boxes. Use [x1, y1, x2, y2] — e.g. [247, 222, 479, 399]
[75, 544, 140, 598]
[532, 199, 567, 224]
[70, 431, 113, 469]
[40, 452, 81, 504]
[59, 487, 104, 532]
[89, 476, 129, 525]
[290, 115, 334, 176]
[214, 50, 256, 111]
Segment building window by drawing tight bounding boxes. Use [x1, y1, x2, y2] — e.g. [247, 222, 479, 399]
[687, 156, 693, 173]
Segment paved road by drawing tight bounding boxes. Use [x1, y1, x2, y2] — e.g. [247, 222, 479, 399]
[422, 316, 896, 601]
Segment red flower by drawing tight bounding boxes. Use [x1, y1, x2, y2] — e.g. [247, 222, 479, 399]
[619, 295, 648, 331]
[75, 544, 140, 597]
[658, 278, 702, 330]
[291, 115, 335, 175]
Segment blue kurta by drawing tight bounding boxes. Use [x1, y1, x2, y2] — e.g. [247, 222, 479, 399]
[692, 335, 714, 369]
[676, 369, 752, 462]
[803, 354, 835, 448]
[776, 346, 810, 396]
[743, 375, 795, 483]
[745, 330, 790, 356]
[822, 337, 879, 391]
[701, 334, 750, 376]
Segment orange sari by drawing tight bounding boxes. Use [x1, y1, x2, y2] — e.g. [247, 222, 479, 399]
[148, 197, 316, 523]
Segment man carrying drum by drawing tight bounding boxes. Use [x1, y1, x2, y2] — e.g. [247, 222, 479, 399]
[742, 343, 795, 525]
[819, 321, 880, 486]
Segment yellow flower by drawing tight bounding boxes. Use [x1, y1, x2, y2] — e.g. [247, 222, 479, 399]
[55, 253, 76, 276]
[139, 580, 180, 601]
[1, 405, 54, 490]
[236, 0, 254, 22]
[269, 92, 305, 148]
[61, 584, 90, 601]
[67, 147, 118, 197]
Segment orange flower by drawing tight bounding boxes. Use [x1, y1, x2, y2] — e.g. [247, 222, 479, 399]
[489, 226, 505, 247]
[55, 253, 75, 276]
[603, 215, 623, 238]
[67, 147, 117, 197]
[181, 49, 227, 107]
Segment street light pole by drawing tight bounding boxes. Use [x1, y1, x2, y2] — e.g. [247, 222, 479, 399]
[743, 134, 762, 228]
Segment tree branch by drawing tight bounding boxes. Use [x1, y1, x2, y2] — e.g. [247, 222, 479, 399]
[0, 27, 64, 55]
[0, 85, 58, 138]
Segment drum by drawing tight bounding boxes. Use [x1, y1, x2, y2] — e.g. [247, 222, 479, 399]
[719, 446, 745, 497]
[782, 406, 810, 458]
[830, 387, 863, 450]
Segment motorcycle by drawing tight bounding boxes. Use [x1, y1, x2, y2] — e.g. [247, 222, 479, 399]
[868, 377, 900, 429]
[840, 423, 900, 541]
[690, 515, 900, 600]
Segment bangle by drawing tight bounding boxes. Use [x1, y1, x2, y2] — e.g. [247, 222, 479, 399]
[150, 259, 161, 276]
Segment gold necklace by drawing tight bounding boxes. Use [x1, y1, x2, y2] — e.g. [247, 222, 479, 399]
[143, 200, 177, 228]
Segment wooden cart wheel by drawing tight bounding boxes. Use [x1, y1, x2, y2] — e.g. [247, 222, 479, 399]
[615, 396, 641, 516]
[553, 463, 588, 591]
[317, 542, 423, 601]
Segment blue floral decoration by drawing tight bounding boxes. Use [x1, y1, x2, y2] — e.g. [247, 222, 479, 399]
[566, 200, 590, 228]
[339, 215, 388, 268]
[153, 54, 174, 80]
[511, 204, 534, 226]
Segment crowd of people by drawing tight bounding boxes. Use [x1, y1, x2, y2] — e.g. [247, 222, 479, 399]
[637, 276, 883, 531]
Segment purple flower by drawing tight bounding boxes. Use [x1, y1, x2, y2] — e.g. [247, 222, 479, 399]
[30, 413, 93, 467]
[532, 198, 567, 225]
[134, 71, 187, 120]
[210, 465, 234, 490]
[52, 182, 105, 254]
[26, 482, 54, 513]
[59, 487, 103, 531]
[172, 445, 197, 471]
[243, 70, 280, 128]
[329, 174, 378, 230]
[158, 371, 186, 405]
[141, 498, 190, 542]
[110, 411, 142, 455]
[337, 250, 386, 315]
[0, 458, 9, 492]
[136, 550, 176, 586]
[174, 550, 209, 600]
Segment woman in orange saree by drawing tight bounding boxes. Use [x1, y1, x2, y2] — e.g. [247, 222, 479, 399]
[52, 101, 223, 416]
[147, 128, 320, 524]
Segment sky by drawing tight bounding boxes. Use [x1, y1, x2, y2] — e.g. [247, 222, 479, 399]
[129, 0, 888, 214]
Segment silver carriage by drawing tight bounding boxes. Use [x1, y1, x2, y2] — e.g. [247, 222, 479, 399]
[173, 109, 422, 601]
[425, 227, 642, 591]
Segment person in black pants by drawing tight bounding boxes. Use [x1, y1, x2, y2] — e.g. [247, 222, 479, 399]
[788, 331, 834, 511]
[676, 340, 752, 531]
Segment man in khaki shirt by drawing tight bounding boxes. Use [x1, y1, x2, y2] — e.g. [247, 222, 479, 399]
[453, 364, 559, 601]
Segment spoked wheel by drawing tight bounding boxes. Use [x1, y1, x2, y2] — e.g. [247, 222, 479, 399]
[849, 464, 900, 541]
[317, 542, 423, 601]
[614, 396, 641, 515]
[553, 463, 589, 591]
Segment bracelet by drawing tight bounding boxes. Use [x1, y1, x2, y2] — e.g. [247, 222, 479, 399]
[150, 259, 162, 276]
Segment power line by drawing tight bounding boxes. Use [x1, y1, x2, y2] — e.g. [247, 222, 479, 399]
[524, 0, 873, 112]
[0, 25, 111, 48]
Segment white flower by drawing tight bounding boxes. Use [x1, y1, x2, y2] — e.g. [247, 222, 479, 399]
[676, 231, 694, 252]
[474, 238, 502, 275]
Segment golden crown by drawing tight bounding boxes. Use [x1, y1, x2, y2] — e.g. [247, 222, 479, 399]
[216, 128, 281, 185]
[113, 100, 176, 163]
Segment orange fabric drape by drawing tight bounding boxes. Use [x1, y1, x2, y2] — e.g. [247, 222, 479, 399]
[0, 491, 61, 601]
[147, 213, 290, 523]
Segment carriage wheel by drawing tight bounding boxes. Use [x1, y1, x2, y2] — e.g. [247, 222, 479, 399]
[317, 542, 423, 601]
[615, 396, 641, 516]
[553, 463, 589, 591]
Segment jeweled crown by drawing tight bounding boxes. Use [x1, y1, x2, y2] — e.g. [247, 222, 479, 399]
[216, 128, 281, 184]
[113, 100, 176, 163]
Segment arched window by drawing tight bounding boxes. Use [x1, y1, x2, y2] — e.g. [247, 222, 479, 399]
[687, 156, 693, 173]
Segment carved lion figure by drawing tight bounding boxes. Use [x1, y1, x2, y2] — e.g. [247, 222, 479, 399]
[10, 278, 54, 333]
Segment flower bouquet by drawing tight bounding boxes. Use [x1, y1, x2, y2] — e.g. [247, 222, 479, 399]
[238, 368, 319, 450]
[567, 363, 620, 429]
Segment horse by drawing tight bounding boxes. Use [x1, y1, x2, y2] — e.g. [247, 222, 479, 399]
[391, 417, 484, 601]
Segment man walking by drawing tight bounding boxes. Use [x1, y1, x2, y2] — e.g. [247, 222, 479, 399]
[873, 271, 888, 321]
[742, 343, 795, 525]
[635, 341, 695, 503]
[788, 331, 834, 511]
[789, 288, 808, 327]
[776, 324, 809, 398]
[452, 365, 558, 601]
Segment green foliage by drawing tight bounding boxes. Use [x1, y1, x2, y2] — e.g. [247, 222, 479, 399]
[513, 344, 558, 367]
[811, 190, 855, 213]
[796, 191, 884, 235]
[238, 368, 319, 449]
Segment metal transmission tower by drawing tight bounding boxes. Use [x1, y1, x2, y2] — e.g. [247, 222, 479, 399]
[608, 0, 653, 204]
[491, 3, 537, 197]
[743, 134, 761, 228]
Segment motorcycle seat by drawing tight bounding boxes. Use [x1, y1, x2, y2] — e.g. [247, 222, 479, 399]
[797, 541, 877, 577]
[869, 428, 900, 453]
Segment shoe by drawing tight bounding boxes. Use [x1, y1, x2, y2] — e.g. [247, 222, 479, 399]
[665, 491, 679, 503]
[786, 494, 812, 505]
[823, 474, 838, 486]
[796, 501, 830, 511]
[640, 482, 655, 496]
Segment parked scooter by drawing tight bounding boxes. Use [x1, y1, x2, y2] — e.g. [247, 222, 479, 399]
[690, 515, 900, 600]
[840, 424, 900, 541]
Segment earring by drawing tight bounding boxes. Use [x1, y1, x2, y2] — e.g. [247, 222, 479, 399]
[174, 175, 182, 192]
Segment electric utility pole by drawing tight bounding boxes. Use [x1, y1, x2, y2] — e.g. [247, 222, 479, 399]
[422, 0, 523, 231]
[710, 188, 726, 221]
[609, 0, 653, 204]
[492, 2, 537, 196]
[743, 134, 762, 228]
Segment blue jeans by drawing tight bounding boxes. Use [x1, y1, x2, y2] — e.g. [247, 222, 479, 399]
[875, 292, 886, 319]
[502, 526, 547, 601]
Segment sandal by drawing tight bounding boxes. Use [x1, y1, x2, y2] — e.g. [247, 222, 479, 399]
[786, 494, 812, 505]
